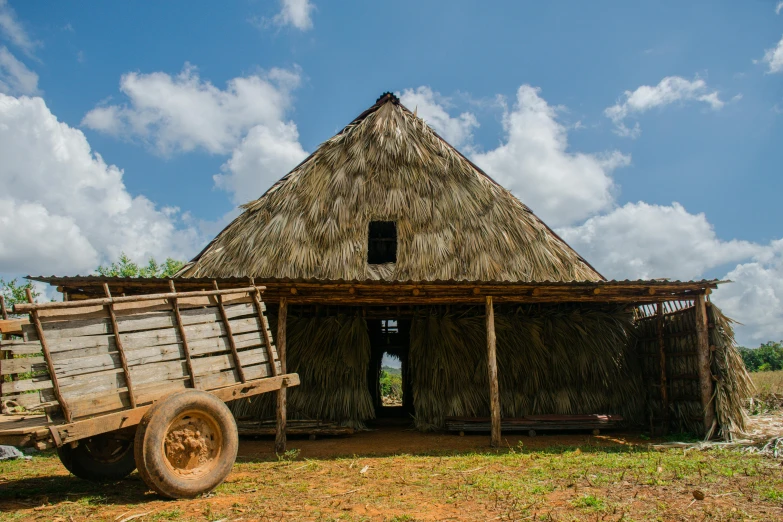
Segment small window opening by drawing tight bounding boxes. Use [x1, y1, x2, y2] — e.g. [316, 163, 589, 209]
[380, 319, 398, 335]
[368, 221, 397, 264]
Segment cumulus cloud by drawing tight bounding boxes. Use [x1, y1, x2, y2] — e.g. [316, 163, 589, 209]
[0, 93, 199, 275]
[82, 64, 302, 156]
[559, 202, 783, 345]
[274, 0, 315, 30]
[714, 242, 783, 346]
[759, 35, 783, 74]
[776, 1, 783, 15]
[0, 46, 37, 95]
[0, 0, 39, 56]
[471, 85, 630, 227]
[605, 76, 724, 138]
[399, 86, 479, 149]
[214, 121, 308, 204]
[558, 202, 763, 280]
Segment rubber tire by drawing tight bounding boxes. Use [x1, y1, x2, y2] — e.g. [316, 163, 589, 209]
[134, 390, 238, 499]
[57, 432, 136, 481]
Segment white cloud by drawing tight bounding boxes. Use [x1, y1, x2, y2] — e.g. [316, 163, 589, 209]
[399, 86, 479, 149]
[0, 93, 199, 275]
[0, 0, 38, 56]
[558, 202, 763, 281]
[274, 0, 315, 30]
[714, 242, 783, 346]
[559, 202, 783, 345]
[82, 64, 302, 156]
[0, 46, 37, 95]
[605, 76, 724, 138]
[759, 35, 783, 74]
[471, 85, 630, 227]
[214, 121, 308, 204]
[776, 1, 783, 15]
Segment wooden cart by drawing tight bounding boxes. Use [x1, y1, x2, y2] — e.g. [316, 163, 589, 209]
[0, 282, 298, 499]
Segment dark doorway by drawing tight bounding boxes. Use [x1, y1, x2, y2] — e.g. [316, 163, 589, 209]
[367, 317, 413, 418]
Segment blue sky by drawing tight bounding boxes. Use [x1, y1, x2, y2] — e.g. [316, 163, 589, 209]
[1, 0, 782, 345]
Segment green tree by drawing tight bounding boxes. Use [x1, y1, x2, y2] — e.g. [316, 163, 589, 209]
[0, 278, 42, 316]
[739, 341, 783, 372]
[95, 253, 184, 278]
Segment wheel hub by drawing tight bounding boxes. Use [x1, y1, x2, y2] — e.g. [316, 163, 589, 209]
[163, 411, 222, 478]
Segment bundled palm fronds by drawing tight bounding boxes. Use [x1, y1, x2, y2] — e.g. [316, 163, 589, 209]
[231, 310, 375, 429]
[410, 304, 642, 431]
[709, 302, 754, 440]
[176, 94, 601, 282]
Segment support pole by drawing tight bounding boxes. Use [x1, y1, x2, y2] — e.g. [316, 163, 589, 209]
[275, 297, 288, 454]
[694, 294, 715, 437]
[656, 302, 669, 434]
[486, 296, 501, 447]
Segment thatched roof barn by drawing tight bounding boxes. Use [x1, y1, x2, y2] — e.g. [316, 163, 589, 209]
[33, 93, 752, 445]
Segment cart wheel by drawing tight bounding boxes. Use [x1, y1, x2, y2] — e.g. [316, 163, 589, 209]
[57, 430, 136, 481]
[592, 429, 601, 436]
[134, 390, 238, 499]
[528, 429, 536, 437]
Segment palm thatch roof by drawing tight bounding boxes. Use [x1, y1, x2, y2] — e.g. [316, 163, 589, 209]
[177, 92, 602, 282]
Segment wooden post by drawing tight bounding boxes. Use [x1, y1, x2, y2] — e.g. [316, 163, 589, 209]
[486, 296, 501, 447]
[656, 302, 669, 434]
[694, 294, 715, 437]
[0, 295, 8, 320]
[275, 297, 288, 454]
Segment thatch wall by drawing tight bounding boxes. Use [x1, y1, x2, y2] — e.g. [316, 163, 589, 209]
[410, 305, 642, 430]
[634, 300, 752, 439]
[231, 304, 643, 430]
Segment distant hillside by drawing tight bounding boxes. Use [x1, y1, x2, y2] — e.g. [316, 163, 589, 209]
[381, 366, 401, 376]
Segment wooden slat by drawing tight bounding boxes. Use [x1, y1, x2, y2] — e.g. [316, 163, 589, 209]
[25, 289, 71, 422]
[0, 339, 43, 354]
[168, 280, 196, 388]
[0, 356, 45, 375]
[0, 318, 27, 334]
[103, 283, 137, 408]
[212, 281, 245, 383]
[252, 286, 279, 376]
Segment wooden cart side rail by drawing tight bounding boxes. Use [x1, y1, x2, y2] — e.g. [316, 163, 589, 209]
[13, 286, 267, 313]
[52, 373, 299, 446]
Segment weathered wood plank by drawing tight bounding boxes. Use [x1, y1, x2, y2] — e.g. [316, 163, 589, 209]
[0, 339, 43, 355]
[0, 356, 45, 375]
[64, 360, 277, 419]
[1, 377, 53, 394]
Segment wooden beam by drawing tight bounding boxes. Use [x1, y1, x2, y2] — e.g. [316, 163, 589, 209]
[103, 283, 137, 408]
[275, 297, 288, 454]
[694, 294, 715, 437]
[13, 286, 265, 312]
[656, 302, 669, 434]
[486, 296, 501, 447]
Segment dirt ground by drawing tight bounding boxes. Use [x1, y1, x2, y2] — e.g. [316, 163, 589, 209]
[1, 418, 783, 521]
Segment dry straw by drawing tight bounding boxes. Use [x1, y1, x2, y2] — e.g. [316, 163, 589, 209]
[177, 95, 601, 282]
